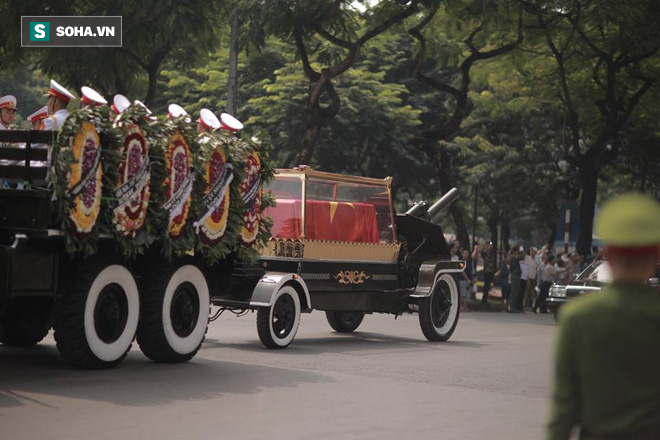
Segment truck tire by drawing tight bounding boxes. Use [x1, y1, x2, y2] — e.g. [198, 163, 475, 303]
[419, 273, 460, 342]
[137, 260, 209, 363]
[0, 298, 53, 346]
[257, 285, 300, 349]
[325, 311, 365, 333]
[53, 258, 139, 369]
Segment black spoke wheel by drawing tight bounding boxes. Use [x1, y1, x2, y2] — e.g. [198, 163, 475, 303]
[170, 282, 200, 338]
[53, 259, 140, 369]
[419, 274, 460, 342]
[272, 294, 295, 339]
[257, 286, 301, 349]
[431, 282, 452, 329]
[325, 311, 365, 333]
[94, 283, 129, 344]
[137, 260, 209, 363]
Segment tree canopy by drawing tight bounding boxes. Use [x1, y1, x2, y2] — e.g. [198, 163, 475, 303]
[1, 0, 658, 255]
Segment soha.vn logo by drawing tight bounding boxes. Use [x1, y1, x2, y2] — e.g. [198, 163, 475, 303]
[30, 22, 50, 41]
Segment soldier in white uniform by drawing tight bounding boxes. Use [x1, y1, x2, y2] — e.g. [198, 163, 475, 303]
[198, 108, 221, 133]
[220, 112, 243, 134]
[0, 95, 18, 187]
[0, 95, 17, 130]
[28, 106, 49, 130]
[80, 86, 107, 107]
[43, 79, 76, 131]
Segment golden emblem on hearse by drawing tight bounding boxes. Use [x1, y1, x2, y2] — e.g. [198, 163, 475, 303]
[334, 270, 371, 285]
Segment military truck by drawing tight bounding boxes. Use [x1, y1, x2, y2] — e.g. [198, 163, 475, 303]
[0, 111, 274, 370]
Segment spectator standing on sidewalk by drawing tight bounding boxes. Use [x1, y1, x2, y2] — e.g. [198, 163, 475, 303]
[534, 255, 564, 314]
[509, 247, 523, 312]
[524, 248, 539, 311]
[450, 241, 460, 261]
[547, 193, 660, 439]
[496, 253, 512, 310]
[481, 242, 496, 303]
[517, 249, 529, 311]
[459, 248, 475, 310]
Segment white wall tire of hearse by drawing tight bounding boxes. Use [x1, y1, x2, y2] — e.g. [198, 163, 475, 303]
[419, 273, 460, 342]
[137, 260, 209, 363]
[256, 285, 301, 349]
[53, 259, 139, 369]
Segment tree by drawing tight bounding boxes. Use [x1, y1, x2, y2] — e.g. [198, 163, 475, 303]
[0, 0, 222, 106]
[404, 0, 524, 248]
[524, 0, 660, 255]
[249, 0, 423, 164]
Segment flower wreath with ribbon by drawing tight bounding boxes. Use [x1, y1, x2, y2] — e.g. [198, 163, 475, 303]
[192, 130, 243, 265]
[160, 114, 199, 258]
[49, 106, 119, 256]
[110, 104, 167, 258]
[232, 131, 275, 261]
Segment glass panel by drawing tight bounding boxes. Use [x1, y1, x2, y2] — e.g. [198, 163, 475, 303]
[264, 175, 303, 239]
[305, 178, 394, 243]
[577, 261, 612, 282]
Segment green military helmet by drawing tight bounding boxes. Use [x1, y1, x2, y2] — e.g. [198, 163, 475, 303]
[594, 193, 660, 247]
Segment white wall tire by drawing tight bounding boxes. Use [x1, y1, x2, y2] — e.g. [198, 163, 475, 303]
[256, 286, 301, 349]
[137, 260, 209, 363]
[419, 273, 460, 341]
[54, 259, 139, 369]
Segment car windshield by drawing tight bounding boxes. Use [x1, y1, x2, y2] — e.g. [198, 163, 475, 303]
[577, 260, 612, 282]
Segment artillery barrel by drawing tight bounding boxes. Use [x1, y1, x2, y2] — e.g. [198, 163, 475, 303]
[428, 188, 460, 218]
[405, 200, 429, 217]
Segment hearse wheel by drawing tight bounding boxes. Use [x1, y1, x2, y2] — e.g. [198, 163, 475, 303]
[137, 259, 210, 363]
[53, 257, 139, 369]
[0, 298, 53, 346]
[419, 273, 460, 342]
[257, 285, 301, 349]
[325, 311, 365, 333]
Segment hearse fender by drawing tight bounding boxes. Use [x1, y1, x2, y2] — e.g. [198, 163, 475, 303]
[249, 272, 311, 310]
[410, 260, 465, 298]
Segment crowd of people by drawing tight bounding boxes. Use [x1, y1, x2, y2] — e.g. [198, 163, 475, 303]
[449, 239, 600, 313]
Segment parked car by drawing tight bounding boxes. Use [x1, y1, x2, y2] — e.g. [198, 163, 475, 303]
[547, 260, 660, 321]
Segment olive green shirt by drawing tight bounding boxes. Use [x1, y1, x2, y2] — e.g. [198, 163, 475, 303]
[547, 282, 660, 439]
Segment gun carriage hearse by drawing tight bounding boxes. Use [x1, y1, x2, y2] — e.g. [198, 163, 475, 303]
[0, 124, 464, 369]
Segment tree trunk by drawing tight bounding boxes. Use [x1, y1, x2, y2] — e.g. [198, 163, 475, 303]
[430, 148, 470, 248]
[144, 68, 158, 107]
[546, 221, 557, 250]
[576, 160, 599, 257]
[501, 217, 511, 253]
[297, 103, 323, 165]
[488, 213, 499, 264]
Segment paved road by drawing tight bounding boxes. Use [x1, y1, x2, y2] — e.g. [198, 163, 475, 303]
[1, 311, 556, 440]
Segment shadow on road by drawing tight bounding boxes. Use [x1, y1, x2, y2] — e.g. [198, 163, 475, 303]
[203, 331, 487, 356]
[0, 342, 332, 410]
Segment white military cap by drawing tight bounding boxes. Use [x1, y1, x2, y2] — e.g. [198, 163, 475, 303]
[134, 100, 157, 121]
[46, 79, 76, 103]
[81, 86, 108, 106]
[168, 103, 188, 118]
[27, 106, 49, 122]
[0, 95, 17, 110]
[133, 100, 152, 115]
[111, 94, 131, 115]
[199, 108, 221, 131]
[220, 113, 244, 133]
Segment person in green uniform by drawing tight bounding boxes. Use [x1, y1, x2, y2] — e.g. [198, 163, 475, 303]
[547, 193, 660, 440]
